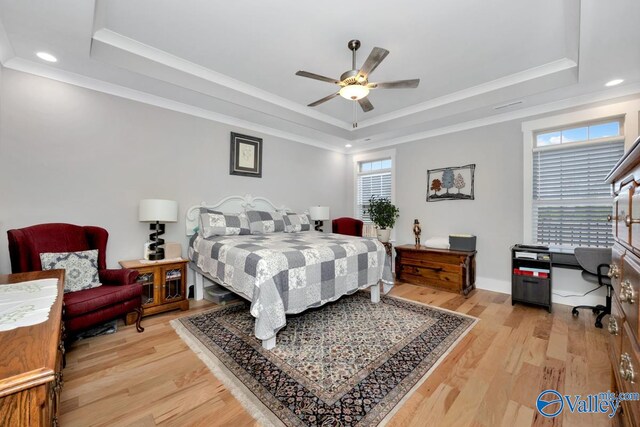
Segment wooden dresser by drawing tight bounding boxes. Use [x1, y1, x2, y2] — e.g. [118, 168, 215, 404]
[0, 270, 65, 426]
[605, 135, 640, 426]
[394, 245, 476, 296]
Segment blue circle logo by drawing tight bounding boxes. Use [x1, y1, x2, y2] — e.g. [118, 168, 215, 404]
[536, 390, 564, 418]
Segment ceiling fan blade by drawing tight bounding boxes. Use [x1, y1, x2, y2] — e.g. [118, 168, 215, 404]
[295, 71, 341, 85]
[357, 47, 389, 79]
[368, 79, 420, 89]
[358, 97, 374, 112]
[308, 92, 340, 107]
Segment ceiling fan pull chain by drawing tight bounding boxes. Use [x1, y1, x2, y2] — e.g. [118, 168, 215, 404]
[353, 101, 358, 128]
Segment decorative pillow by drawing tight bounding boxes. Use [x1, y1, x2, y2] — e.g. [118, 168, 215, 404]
[39, 249, 102, 293]
[283, 213, 312, 232]
[199, 211, 250, 237]
[246, 210, 285, 234]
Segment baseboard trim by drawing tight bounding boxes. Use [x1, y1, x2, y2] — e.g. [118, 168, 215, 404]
[474, 276, 606, 308]
[475, 276, 511, 294]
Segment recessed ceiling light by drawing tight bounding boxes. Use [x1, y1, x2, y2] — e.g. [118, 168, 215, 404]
[345, 144, 352, 148]
[36, 52, 58, 62]
[605, 79, 624, 87]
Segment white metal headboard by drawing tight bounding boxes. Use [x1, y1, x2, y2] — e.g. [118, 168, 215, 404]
[186, 194, 292, 235]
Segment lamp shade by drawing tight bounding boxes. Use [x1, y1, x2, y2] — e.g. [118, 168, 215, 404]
[309, 206, 330, 221]
[139, 199, 178, 222]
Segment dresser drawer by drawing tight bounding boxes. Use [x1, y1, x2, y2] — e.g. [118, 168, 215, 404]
[398, 263, 461, 285]
[632, 184, 640, 254]
[612, 245, 625, 295]
[618, 184, 632, 246]
[620, 255, 640, 338]
[400, 250, 463, 266]
[617, 323, 640, 425]
[609, 297, 626, 360]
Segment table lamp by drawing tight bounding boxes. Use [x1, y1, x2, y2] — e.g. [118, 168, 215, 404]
[139, 199, 178, 260]
[309, 206, 330, 232]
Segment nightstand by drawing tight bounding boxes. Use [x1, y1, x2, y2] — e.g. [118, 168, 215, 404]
[119, 258, 189, 323]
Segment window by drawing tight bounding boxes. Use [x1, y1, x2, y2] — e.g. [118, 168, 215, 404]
[356, 157, 393, 222]
[532, 119, 624, 248]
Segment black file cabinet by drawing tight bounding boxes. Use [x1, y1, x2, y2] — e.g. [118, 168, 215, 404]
[511, 245, 552, 312]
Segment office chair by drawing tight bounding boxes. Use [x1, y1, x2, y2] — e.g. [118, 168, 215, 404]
[571, 247, 612, 328]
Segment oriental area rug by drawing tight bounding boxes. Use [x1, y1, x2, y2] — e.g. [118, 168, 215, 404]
[171, 291, 477, 426]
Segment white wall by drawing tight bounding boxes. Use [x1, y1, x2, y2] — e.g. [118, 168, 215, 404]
[349, 95, 640, 307]
[393, 121, 524, 294]
[0, 69, 349, 273]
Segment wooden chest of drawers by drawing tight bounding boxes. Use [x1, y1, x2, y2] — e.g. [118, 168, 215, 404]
[394, 245, 476, 295]
[605, 135, 640, 426]
[0, 270, 65, 426]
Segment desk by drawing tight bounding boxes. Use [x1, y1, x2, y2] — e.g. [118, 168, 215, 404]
[0, 270, 65, 426]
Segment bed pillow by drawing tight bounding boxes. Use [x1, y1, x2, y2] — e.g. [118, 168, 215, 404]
[283, 213, 312, 232]
[39, 249, 102, 293]
[246, 210, 285, 234]
[199, 211, 250, 237]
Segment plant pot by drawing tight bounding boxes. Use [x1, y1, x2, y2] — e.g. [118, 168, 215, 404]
[377, 228, 391, 243]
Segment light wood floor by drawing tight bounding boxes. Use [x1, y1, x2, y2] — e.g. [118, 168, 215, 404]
[59, 283, 612, 426]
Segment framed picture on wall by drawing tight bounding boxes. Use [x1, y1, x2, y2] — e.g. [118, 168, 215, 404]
[230, 132, 262, 178]
[426, 164, 475, 202]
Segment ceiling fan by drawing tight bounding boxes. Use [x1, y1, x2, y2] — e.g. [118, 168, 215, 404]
[295, 39, 420, 117]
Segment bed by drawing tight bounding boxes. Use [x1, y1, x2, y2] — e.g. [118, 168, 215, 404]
[185, 194, 394, 349]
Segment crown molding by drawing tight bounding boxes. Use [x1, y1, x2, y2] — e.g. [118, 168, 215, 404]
[92, 28, 353, 131]
[2, 57, 347, 153]
[352, 82, 640, 153]
[355, 58, 577, 129]
[3, 51, 638, 157]
[92, 29, 579, 133]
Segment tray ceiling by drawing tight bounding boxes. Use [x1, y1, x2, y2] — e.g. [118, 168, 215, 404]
[0, 0, 639, 152]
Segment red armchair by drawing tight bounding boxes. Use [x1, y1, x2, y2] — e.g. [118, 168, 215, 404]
[7, 223, 144, 336]
[332, 217, 364, 237]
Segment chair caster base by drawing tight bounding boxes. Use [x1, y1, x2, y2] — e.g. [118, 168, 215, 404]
[595, 320, 603, 329]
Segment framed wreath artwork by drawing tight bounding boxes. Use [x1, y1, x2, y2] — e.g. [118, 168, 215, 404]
[230, 132, 263, 178]
[427, 164, 475, 202]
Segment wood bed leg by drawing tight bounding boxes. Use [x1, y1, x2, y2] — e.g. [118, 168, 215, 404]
[262, 336, 276, 350]
[194, 270, 204, 301]
[371, 283, 381, 303]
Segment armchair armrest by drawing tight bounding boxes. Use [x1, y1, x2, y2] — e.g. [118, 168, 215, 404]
[99, 268, 139, 285]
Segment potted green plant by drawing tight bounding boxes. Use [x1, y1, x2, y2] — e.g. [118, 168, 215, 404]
[367, 195, 400, 243]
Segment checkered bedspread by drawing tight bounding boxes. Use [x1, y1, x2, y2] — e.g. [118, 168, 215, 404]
[189, 231, 394, 340]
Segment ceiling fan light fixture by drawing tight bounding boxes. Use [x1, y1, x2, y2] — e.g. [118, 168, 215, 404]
[339, 84, 370, 101]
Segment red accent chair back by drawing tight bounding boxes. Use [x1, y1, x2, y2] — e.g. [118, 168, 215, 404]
[332, 217, 364, 237]
[7, 223, 143, 335]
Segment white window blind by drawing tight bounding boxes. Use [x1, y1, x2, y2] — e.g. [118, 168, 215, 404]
[356, 159, 392, 222]
[532, 140, 624, 247]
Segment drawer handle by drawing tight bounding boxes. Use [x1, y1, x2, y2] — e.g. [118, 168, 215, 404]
[621, 280, 636, 304]
[619, 353, 635, 383]
[625, 214, 640, 227]
[608, 316, 619, 335]
[608, 264, 620, 279]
